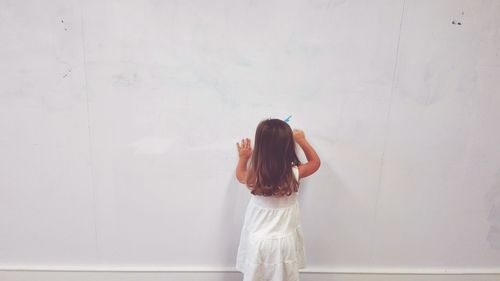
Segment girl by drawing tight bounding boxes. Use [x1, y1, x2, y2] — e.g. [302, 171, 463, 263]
[235, 118, 321, 281]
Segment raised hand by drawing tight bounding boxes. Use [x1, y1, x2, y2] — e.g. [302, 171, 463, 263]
[292, 129, 306, 143]
[236, 138, 252, 160]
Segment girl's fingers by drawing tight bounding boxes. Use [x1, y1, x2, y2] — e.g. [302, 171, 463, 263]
[237, 138, 252, 151]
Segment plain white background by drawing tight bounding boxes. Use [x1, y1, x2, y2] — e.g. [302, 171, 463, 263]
[1, 0, 500, 275]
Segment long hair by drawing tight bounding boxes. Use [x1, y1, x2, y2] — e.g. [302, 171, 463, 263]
[246, 119, 301, 197]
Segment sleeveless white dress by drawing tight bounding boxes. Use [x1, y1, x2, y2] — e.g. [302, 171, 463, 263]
[236, 166, 306, 281]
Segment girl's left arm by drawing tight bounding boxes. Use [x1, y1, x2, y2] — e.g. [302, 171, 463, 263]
[236, 157, 249, 184]
[235, 138, 252, 184]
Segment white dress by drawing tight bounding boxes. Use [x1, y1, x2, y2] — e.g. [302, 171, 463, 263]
[236, 166, 306, 281]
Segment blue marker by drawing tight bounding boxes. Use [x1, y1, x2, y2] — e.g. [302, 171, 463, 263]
[283, 115, 292, 123]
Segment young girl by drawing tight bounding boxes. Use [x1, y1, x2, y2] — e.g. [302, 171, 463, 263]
[235, 118, 321, 281]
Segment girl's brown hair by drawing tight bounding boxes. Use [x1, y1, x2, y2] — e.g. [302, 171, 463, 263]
[246, 119, 301, 197]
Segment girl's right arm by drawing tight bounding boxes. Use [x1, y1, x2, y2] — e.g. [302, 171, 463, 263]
[293, 129, 321, 179]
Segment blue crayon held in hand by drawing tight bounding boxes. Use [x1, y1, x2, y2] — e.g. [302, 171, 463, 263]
[283, 115, 292, 123]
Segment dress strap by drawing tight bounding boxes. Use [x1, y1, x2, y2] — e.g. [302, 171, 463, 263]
[292, 165, 299, 181]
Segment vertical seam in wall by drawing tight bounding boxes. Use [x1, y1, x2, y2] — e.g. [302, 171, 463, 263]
[369, 0, 406, 264]
[78, 0, 100, 260]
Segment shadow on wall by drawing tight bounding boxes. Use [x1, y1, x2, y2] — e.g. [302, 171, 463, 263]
[299, 155, 352, 262]
[299, 157, 346, 216]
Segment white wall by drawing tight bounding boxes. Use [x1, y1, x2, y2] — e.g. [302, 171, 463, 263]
[1, 0, 500, 274]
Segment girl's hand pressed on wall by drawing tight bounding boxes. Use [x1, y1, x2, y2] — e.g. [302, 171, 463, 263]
[236, 138, 252, 184]
[236, 138, 252, 160]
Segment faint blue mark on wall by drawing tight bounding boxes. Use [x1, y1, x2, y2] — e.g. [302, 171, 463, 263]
[130, 137, 174, 154]
[112, 72, 139, 87]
